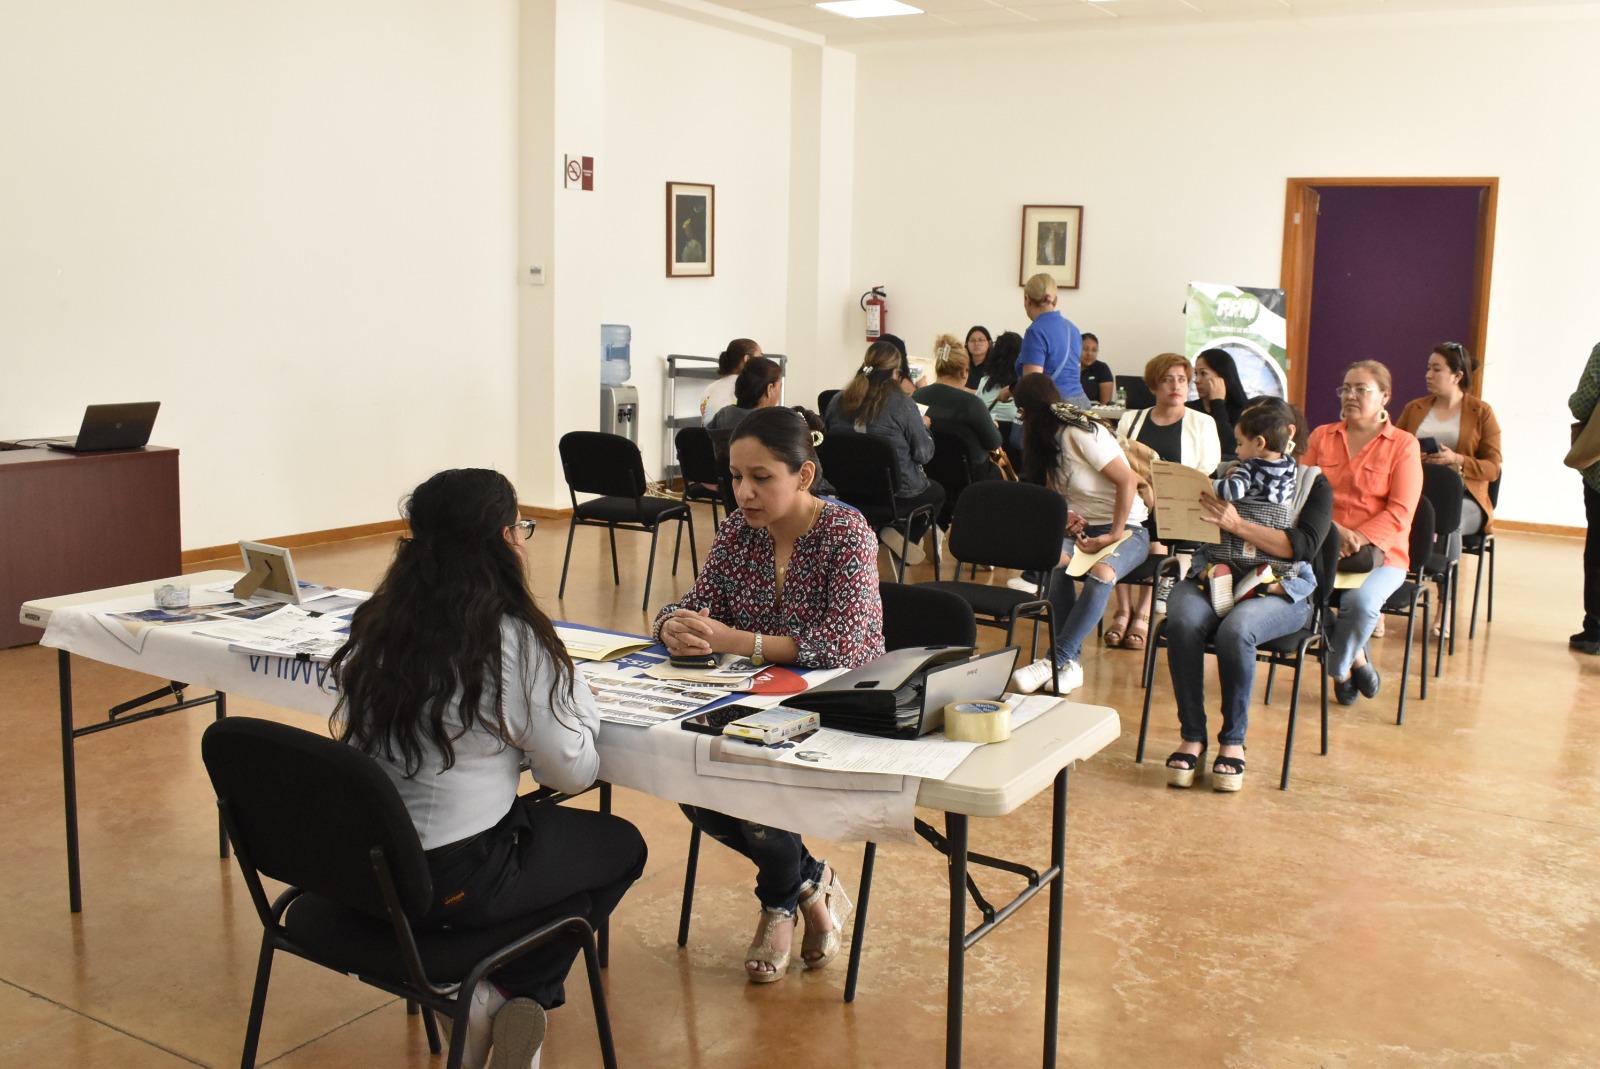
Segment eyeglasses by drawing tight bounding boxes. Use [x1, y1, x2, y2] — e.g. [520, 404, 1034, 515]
[1335, 385, 1378, 398]
[511, 518, 537, 540]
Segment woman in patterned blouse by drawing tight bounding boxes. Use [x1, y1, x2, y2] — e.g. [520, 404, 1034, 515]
[654, 406, 885, 984]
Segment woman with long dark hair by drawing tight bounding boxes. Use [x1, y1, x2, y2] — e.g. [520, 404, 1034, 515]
[825, 339, 944, 565]
[332, 468, 646, 1069]
[656, 406, 883, 984]
[1191, 348, 1251, 456]
[977, 330, 1024, 466]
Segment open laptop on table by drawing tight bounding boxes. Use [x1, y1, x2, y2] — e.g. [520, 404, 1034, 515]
[43, 402, 161, 453]
[798, 646, 1020, 739]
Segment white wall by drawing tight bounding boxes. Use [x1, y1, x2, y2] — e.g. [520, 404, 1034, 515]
[849, 9, 1600, 527]
[0, 0, 519, 548]
[600, 0, 795, 478]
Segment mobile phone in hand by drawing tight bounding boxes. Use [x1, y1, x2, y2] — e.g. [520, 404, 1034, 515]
[1418, 436, 1440, 454]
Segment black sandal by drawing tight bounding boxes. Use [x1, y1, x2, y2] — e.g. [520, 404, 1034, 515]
[1165, 749, 1205, 789]
[1212, 756, 1246, 793]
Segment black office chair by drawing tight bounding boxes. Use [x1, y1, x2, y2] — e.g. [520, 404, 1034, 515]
[1135, 525, 1341, 789]
[672, 426, 725, 572]
[558, 431, 694, 613]
[1461, 474, 1501, 639]
[918, 480, 1067, 696]
[1340, 496, 1435, 725]
[1419, 465, 1464, 671]
[674, 582, 976, 1004]
[816, 430, 940, 583]
[201, 717, 617, 1069]
[1115, 375, 1155, 410]
[817, 388, 841, 416]
[923, 429, 976, 533]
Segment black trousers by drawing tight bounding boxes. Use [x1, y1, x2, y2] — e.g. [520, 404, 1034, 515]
[420, 797, 647, 1008]
[1585, 483, 1600, 634]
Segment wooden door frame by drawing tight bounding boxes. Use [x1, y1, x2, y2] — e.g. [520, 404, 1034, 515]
[1279, 177, 1499, 405]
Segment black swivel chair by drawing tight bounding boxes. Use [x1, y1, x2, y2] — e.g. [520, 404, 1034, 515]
[918, 480, 1068, 696]
[816, 430, 940, 582]
[1461, 474, 1501, 639]
[201, 717, 617, 1069]
[1136, 525, 1340, 789]
[558, 430, 694, 612]
[674, 582, 978, 1004]
[672, 425, 725, 572]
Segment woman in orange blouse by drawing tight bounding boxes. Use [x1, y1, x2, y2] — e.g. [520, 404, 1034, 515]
[1302, 360, 1423, 706]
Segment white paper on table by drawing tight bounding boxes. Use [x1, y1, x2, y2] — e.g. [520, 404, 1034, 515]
[1005, 692, 1065, 731]
[754, 727, 982, 780]
[694, 735, 904, 792]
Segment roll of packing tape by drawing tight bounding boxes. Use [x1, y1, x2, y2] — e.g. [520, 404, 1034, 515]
[943, 700, 1011, 743]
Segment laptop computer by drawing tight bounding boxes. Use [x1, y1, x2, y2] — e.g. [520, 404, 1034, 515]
[45, 402, 161, 453]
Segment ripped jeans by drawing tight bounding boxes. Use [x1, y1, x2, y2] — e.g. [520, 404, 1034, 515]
[680, 805, 825, 913]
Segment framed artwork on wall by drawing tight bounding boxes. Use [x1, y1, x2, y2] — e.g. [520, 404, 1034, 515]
[1019, 205, 1082, 288]
[667, 182, 715, 277]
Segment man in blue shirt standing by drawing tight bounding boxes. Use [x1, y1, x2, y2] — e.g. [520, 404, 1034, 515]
[1018, 273, 1089, 407]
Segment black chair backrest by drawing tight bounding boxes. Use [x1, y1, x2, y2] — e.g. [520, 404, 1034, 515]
[815, 431, 900, 509]
[201, 717, 433, 922]
[879, 582, 977, 649]
[1408, 496, 1436, 577]
[946, 480, 1068, 573]
[1311, 521, 1343, 611]
[925, 430, 974, 501]
[1116, 375, 1156, 410]
[1420, 464, 1464, 540]
[559, 431, 648, 500]
[818, 389, 841, 416]
[1487, 473, 1502, 507]
[675, 426, 721, 487]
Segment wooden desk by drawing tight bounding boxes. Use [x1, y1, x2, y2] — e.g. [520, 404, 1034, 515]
[0, 445, 181, 647]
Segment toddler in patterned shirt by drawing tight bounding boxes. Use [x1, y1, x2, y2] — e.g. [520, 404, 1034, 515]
[1204, 404, 1313, 615]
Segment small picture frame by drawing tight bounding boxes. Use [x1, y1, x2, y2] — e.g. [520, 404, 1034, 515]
[667, 181, 715, 277]
[234, 541, 303, 604]
[1019, 205, 1083, 289]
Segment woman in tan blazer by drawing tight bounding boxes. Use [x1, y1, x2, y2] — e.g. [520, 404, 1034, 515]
[1395, 342, 1503, 634]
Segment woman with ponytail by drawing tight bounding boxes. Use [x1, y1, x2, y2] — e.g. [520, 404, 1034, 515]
[701, 337, 762, 424]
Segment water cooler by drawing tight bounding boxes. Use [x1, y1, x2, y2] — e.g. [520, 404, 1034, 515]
[599, 324, 638, 442]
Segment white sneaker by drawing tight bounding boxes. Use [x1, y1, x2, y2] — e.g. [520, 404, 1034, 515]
[489, 998, 547, 1069]
[1010, 657, 1083, 695]
[1057, 659, 1084, 693]
[1154, 575, 1175, 614]
[441, 980, 507, 1069]
[881, 529, 926, 566]
[1006, 576, 1038, 594]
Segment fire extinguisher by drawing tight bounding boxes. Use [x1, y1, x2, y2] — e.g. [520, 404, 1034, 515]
[860, 287, 887, 341]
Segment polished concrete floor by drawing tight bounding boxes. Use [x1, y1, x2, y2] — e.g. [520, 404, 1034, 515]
[3, 513, 1598, 1068]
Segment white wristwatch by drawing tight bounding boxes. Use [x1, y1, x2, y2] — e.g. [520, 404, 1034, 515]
[751, 632, 765, 667]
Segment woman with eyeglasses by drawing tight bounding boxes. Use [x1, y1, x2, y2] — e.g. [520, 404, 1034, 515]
[1302, 361, 1423, 706]
[331, 468, 647, 1069]
[1394, 343, 1503, 636]
[964, 325, 993, 390]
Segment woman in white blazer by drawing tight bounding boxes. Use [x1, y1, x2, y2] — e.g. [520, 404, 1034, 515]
[1107, 353, 1222, 648]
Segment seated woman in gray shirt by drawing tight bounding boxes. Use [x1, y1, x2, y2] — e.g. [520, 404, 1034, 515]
[824, 339, 944, 566]
[914, 334, 1003, 527]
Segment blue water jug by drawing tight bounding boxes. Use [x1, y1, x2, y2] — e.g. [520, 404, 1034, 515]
[601, 324, 632, 387]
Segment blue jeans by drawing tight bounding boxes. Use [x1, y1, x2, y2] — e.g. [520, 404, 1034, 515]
[1048, 524, 1151, 664]
[1328, 565, 1407, 678]
[680, 805, 824, 913]
[1164, 578, 1314, 747]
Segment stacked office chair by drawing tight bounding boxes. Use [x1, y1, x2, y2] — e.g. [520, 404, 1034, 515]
[201, 717, 617, 1069]
[558, 430, 694, 612]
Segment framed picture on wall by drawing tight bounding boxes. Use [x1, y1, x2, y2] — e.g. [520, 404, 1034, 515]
[1019, 205, 1082, 288]
[667, 182, 715, 277]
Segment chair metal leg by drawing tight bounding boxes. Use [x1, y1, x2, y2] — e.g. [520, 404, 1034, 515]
[1469, 544, 1486, 639]
[577, 924, 620, 1069]
[1448, 563, 1459, 657]
[1486, 537, 1496, 623]
[671, 498, 691, 574]
[417, 1002, 442, 1055]
[1264, 662, 1277, 705]
[1419, 593, 1430, 701]
[558, 519, 579, 600]
[686, 509, 699, 579]
[843, 841, 876, 1004]
[1395, 606, 1415, 726]
[677, 826, 701, 948]
[607, 526, 620, 586]
[1280, 652, 1307, 790]
[1135, 647, 1157, 763]
[641, 525, 663, 613]
[239, 931, 276, 1069]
